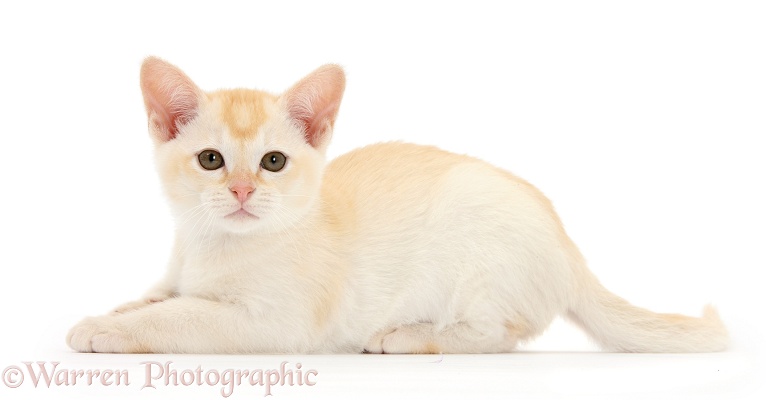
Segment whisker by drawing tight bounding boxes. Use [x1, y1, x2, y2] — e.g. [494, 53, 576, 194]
[174, 201, 213, 222]
[178, 205, 216, 258]
[269, 205, 303, 259]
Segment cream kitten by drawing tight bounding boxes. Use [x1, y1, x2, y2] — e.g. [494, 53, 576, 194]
[67, 57, 728, 354]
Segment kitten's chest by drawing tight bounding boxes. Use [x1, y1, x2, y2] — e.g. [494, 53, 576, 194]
[175, 236, 292, 300]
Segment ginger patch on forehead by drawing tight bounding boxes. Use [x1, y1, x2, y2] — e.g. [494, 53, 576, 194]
[210, 89, 277, 140]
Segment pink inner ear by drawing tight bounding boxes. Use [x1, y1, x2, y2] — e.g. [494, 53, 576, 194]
[284, 65, 345, 148]
[140, 57, 201, 142]
[301, 100, 341, 147]
[144, 94, 174, 138]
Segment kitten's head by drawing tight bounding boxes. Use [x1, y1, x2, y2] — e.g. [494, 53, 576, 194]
[139, 57, 345, 234]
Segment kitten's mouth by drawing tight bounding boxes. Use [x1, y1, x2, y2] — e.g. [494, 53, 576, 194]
[225, 208, 259, 220]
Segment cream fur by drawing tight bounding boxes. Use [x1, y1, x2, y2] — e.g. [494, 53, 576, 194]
[67, 58, 728, 354]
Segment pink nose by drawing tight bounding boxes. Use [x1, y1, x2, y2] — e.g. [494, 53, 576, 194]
[230, 183, 255, 203]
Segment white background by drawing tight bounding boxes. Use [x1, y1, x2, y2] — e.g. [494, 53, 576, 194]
[0, 1, 764, 399]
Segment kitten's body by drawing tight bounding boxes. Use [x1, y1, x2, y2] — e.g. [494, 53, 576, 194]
[67, 58, 727, 354]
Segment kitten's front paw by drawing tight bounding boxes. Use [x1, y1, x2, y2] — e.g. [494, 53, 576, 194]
[66, 316, 145, 353]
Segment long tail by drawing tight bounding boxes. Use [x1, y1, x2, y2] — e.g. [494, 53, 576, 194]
[567, 272, 728, 352]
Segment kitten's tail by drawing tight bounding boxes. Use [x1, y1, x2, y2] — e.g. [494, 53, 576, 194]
[567, 272, 728, 352]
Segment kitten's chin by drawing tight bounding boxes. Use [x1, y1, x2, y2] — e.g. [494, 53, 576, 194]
[225, 209, 260, 220]
[218, 211, 308, 236]
[211, 202, 315, 235]
[220, 210, 264, 234]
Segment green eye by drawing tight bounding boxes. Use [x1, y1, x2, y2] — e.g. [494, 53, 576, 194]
[198, 149, 224, 170]
[261, 151, 287, 172]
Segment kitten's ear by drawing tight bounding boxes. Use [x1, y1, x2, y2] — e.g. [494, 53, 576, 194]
[280, 65, 345, 148]
[140, 57, 204, 142]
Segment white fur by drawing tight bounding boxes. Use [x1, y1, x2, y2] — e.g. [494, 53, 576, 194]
[67, 59, 728, 354]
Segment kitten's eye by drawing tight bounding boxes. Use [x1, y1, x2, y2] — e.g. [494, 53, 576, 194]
[198, 150, 224, 170]
[261, 152, 287, 172]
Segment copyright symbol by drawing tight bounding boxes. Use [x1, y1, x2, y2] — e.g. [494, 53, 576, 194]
[2, 366, 24, 388]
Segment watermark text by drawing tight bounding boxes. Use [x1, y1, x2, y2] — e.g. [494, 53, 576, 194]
[2, 361, 316, 397]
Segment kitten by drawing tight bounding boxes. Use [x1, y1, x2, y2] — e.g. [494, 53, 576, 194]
[66, 57, 728, 354]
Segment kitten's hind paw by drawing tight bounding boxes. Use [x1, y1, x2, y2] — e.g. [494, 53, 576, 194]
[365, 324, 442, 354]
[363, 327, 396, 354]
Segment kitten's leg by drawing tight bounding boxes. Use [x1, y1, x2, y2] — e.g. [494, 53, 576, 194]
[365, 320, 527, 354]
[68, 297, 276, 353]
[110, 282, 176, 314]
